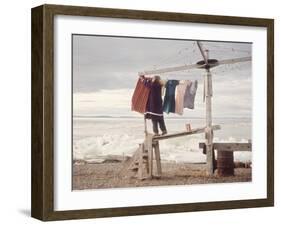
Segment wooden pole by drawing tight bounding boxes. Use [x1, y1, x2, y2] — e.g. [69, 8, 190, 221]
[205, 69, 214, 175]
[196, 42, 214, 176]
[144, 115, 147, 135]
[146, 135, 153, 178]
[154, 141, 162, 177]
[138, 143, 144, 179]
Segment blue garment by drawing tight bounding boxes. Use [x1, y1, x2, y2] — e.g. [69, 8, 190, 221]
[163, 80, 179, 113]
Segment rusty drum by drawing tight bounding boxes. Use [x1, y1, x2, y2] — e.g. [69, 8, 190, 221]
[217, 150, 234, 176]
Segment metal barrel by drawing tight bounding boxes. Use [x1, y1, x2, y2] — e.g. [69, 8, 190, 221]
[217, 151, 234, 176]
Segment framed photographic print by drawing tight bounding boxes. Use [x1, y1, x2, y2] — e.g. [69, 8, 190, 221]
[31, 4, 274, 221]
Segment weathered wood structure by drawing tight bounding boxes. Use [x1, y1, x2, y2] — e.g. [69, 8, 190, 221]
[123, 125, 221, 179]
[127, 40, 252, 177]
[199, 142, 252, 152]
[199, 142, 252, 176]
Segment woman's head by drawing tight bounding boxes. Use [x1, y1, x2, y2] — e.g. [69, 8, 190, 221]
[152, 75, 161, 83]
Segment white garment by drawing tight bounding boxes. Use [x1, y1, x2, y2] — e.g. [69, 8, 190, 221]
[175, 80, 191, 115]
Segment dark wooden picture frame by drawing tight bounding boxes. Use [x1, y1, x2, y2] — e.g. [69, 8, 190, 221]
[31, 4, 274, 221]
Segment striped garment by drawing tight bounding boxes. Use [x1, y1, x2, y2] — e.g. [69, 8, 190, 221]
[131, 78, 150, 114]
[175, 80, 191, 115]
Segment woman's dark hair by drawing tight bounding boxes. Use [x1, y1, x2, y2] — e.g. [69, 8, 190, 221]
[154, 75, 161, 82]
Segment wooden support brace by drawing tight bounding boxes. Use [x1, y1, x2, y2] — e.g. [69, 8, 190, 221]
[154, 141, 162, 177]
[152, 125, 220, 141]
[146, 134, 153, 178]
[137, 143, 144, 179]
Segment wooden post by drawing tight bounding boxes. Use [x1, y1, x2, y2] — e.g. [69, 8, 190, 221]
[196, 42, 214, 175]
[138, 143, 144, 179]
[146, 134, 153, 178]
[144, 115, 147, 135]
[154, 141, 162, 177]
[205, 70, 214, 175]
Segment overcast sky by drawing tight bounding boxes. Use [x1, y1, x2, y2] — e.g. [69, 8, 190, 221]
[72, 35, 252, 118]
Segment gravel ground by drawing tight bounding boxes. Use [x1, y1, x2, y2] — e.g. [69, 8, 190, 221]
[72, 161, 251, 190]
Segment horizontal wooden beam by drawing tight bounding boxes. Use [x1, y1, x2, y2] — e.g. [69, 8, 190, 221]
[139, 57, 251, 75]
[218, 56, 252, 66]
[140, 63, 198, 75]
[152, 125, 221, 141]
[199, 142, 252, 151]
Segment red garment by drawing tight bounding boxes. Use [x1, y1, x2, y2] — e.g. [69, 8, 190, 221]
[131, 78, 150, 114]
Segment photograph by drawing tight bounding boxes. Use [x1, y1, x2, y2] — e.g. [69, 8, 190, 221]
[30, 4, 274, 221]
[72, 35, 252, 190]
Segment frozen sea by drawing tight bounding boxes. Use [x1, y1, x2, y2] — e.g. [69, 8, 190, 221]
[73, 117, 252, 163]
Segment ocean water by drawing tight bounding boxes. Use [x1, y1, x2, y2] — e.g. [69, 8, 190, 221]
[73, 117, 251, 163]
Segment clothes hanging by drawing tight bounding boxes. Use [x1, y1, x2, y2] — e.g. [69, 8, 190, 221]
[175, 80, 191, 115]
[163, 80, 179, 113]
[143, 78, 164, 120]
[183, 80, 198, 109]
[131, 78, 150, 113]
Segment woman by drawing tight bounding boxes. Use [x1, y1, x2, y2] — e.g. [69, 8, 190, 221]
[140, 75, 167, 136]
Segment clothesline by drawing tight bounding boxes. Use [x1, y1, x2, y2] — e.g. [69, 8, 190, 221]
[138, 75, 195, 84]
[136, 71, 201, 83]
[131, 77, 198, 117]
[136, 73, 208, 103]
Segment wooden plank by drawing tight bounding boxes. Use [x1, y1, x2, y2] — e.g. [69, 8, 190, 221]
[218, 56, 251, 66]
[216, 143, 252, 152]
[140, 63, 198, 75]
[146, 134, 153, 178]
[138, 144, 144, 179]
[154, 142, 162, 177]
[199, 142, 252, 151]
[139, 56, 251, 75]
[152, 125, 220, 141]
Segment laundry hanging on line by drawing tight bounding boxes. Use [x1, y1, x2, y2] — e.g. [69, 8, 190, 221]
[131, 77, 150, 113]
[143, 77, 164, 120]
[184, 80, 198, 110]
[175, 80, 191, 115]
[163, 80, 179, 114]
[131, 75, 198, 116]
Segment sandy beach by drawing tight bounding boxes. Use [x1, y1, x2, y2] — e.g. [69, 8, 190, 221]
[72, 161, 251, 190]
